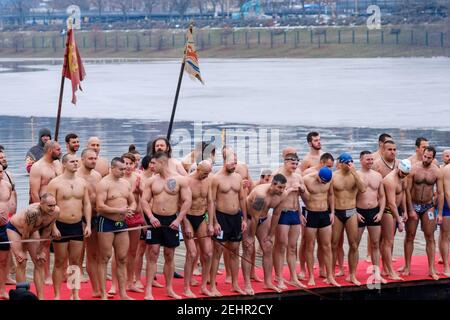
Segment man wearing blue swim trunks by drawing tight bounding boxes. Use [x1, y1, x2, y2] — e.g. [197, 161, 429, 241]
[273, 148, 306, 290]
[401, 146, 443, 280]
[96, 157, 137, 300]
[439, 150, 450, 277]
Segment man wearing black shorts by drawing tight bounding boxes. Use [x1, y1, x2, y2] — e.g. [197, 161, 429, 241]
[302, 167, 339, 287]
[356, 151, 386, 284]
[140, 152, 192, 300]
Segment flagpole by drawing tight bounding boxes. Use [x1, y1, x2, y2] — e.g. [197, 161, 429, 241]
[166, 58, 186, 141]
[55, 20, 72, 142]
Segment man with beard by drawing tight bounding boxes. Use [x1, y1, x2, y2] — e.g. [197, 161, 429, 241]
[299, 131, 322, 173]
[373, 140, 399, 178]
[401, 146, 443, 280]
[65, 133, 80, 156]
[442, 150, 450, 166]
[87, 137, 110, 177]
[147, 137, 187, 176]
[210, 149, 247, 296]
[25, 128, 51, 173]
[76, 148, 103, 297]
[408, 137, 438, 166]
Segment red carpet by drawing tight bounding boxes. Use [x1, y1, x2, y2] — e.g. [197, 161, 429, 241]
[4, 255, 449, 300]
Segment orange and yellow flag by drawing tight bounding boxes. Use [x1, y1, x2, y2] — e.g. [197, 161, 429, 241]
[63, 27, 86, 104]
[184, 25, 204, 85]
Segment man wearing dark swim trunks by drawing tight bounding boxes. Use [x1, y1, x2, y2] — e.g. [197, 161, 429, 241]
[302, 167, 340, 287]
[0, 164, 13, 299]
[401, 146, 443, 280]
[47, 153, 92, 300]
[6, 193, 60, 300]
[440, 154, 450, 277]
[182, 160, 215, 298]
[140, 152, 191, 300]
[210, 148, 247, 296]
[243, 174, 290, 295]
[76, 148, 102, 297]
[356, 151, 386, 284]
[96, 157, 136, 300]
[331, 153, 366, 286]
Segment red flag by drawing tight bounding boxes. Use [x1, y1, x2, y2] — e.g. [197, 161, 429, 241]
[63, 28, 86, 104]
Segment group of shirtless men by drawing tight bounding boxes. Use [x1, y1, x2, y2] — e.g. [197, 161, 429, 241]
[0, 131, 449, 300]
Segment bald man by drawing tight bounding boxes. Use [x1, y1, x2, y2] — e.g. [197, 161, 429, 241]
[87, 137, 110, 177]
[183, 160, 215, 298]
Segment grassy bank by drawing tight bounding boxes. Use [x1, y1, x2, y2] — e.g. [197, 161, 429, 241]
[1, 26, 449, 58]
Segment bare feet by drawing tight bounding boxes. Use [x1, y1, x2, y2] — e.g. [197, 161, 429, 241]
[307, 278, 315, 286]
[200, 287, 214, 297]
[297, 272, 306, 280]
[210, 287, 222, 297]
[44, 277, 53, 285]
[127, 284, 144, 293]
[6, 275, 16, 285]
[275, 279, 287, 290]
[373, 275, 387, 284]
[184, 288, 197, 298]
[324, 278, 341, 287]
[134, 280, 144, 289]
[167, 289, 182, 300]
[231, 286, 246, 295]
[345, 275, 361, 286]
[108, 286, 116, 295]
[144, 292, 154, 300]
[251, 273, 263, 282]
[190, 278, 199, 286]
[387, 272, 403, 281]
[121, 295, 135, 300]
[335, 270, 345, 277]
[288, 279, 307, 288]
[244, 285, 255, 295]
[319, 269, 326, 278]
[264, 283, 282, 293]
[0, 292, 9, 300]
[398, 266, 410, 276]
[225, 275, 231, 284]
[429, 272, 440, 281]
[152, 280, 164, 288]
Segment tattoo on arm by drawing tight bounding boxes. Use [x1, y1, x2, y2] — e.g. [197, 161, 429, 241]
[25, 210, 39, 226]
[252, 197, 265, 211]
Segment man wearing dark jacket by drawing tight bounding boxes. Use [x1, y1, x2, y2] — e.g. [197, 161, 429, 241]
[25, 128, 51, 173]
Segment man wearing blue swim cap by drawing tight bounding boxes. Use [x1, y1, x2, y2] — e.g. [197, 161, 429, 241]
[302, 166, 340, 287]
[332, 152, 366, 286]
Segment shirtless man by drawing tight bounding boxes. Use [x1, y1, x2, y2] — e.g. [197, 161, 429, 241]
[402, 146, 443, 280]
[440, 153, 450, 276]
[148, 137, 187, 176]
[373, 140, 399, 178]
[302, 167, 340, 287]
[253, 169, 273, 187]
[331, 152, 366, 285]
[356, 151, 386, 284]
[298, 131, 322, 173]
[183, 160, 215, 298]
[87, 137, 110, 177]
[0, 150, 17, 218]
[442, 150, 450, 166]
[29, 140, 62, 203]
[299, 152, 334, 280]
[408, 137, 438, 166]
[273, 149, 306, 289]
[76, 148, 103, 297]
[6, 194, 60, 299]
[181, 142, 216, 173]
[47, 153, 92, 300]
[0, 164, 13, 299]
[210, 149, 247, 296]
[65, 133, 80, 156]
[96, 157, 137, 300]
[141, 152, 191, 300]
[29, 140, 62, 284]
[381, 159, 410, 280]
[372, 133, 393, 161]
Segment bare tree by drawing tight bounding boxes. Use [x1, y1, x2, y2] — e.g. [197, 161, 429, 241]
[113, 0, 130, 20]
[143, 0, 159, 15]
[90, 0, 107, 15]
[172, 0, 191, 18]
